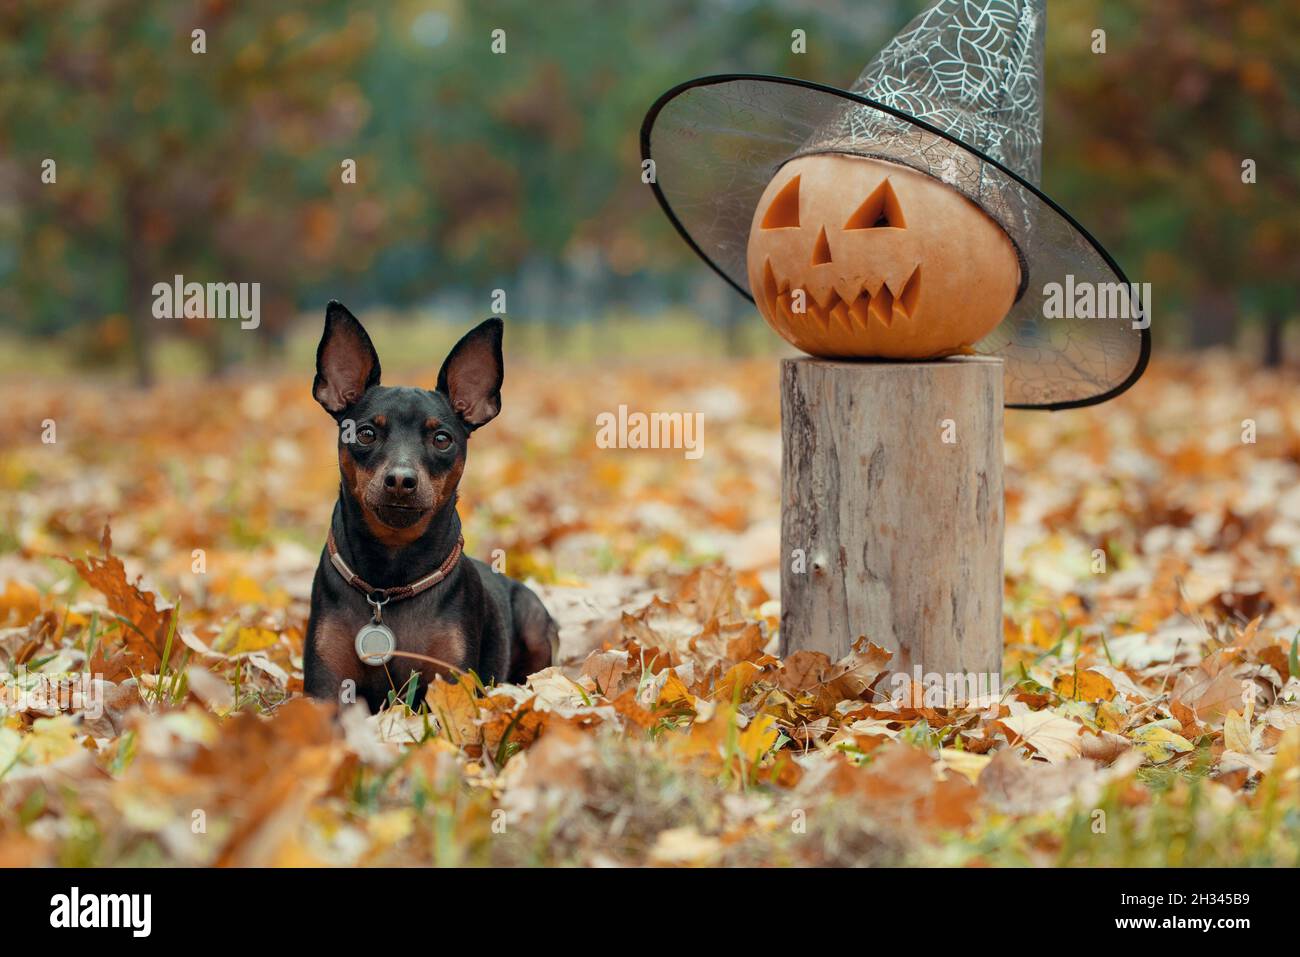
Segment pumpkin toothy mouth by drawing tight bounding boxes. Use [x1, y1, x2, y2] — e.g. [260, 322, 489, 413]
[760, 259, 922, 332]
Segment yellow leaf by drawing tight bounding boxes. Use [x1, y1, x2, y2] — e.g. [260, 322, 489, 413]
[1131, 723, 1195, 763]
[227, 575, 269, 605]
[369, 808, 416, 846]
[426, 675, 481, 748]
[1263, 728, 1300, 804]
[1223, 709, 1252, 754]
[1053, 669, 1117, 703]
[23, 716, 81, 764]
[671, 705, 776, 770]
[737, 713, 779, 763]
[0, 579, 43, 624]
[711, 660, 764, 701]
[1096, 701, 1126, 732]
[656, 669, 695, 709]
[938, 747, 993, 784]
[231, 626, 279, 655]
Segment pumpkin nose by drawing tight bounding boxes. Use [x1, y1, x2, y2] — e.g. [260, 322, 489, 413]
[811, 226, 832, 265]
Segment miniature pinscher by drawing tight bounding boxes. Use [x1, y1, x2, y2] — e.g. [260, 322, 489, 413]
[304, 301, 557, 713]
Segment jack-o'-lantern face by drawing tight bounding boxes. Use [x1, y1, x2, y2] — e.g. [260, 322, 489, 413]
[746, 154, 1021, 359]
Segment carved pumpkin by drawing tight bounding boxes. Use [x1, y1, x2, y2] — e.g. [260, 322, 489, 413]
[746, 153, 1021, 359]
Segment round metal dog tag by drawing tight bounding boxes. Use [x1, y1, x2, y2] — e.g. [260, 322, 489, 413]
[354, 622, 396, 666]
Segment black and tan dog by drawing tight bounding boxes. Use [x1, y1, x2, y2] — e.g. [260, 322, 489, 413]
[304, 301, 557, 713]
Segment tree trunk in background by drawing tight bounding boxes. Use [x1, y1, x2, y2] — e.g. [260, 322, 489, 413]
[225, 285, 291, 378]
[253, 288, 292, 363]
[1263, 311, 1285, 368]
[123, 185, 156, 389]
[722, 296, 748, 357]
[1188, 290, 1238, 350]
[205, 327, 235, 378]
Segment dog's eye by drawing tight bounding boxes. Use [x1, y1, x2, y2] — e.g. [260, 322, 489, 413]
[355, 425, 377, 446]
[431, 430, 453, 451]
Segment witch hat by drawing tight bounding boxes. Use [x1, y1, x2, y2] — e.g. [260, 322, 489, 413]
[641, 0, 1148, 410]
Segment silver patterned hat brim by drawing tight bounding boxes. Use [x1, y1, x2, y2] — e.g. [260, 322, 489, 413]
[641, 74, 1150, 411]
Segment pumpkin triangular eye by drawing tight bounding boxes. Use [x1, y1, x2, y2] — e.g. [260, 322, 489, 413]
[761, 175, 801, 229]
[844, 178, 906, 229]
[811, 227, 832, 265]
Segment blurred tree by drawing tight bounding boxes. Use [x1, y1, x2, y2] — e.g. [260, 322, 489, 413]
[400, 0, 878, 303]
[1049, 0, 1300, 359]
[0, 0, 878, 372]
[0, 0, 387, 383]
[0, 0, 1291, 374]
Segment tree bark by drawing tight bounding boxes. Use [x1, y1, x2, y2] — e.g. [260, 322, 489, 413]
[123, 182, 156, 389]
[1188, 290, 1237, 350]
[1263, 311, 1285, 368]
[780, 356, 1004, 688]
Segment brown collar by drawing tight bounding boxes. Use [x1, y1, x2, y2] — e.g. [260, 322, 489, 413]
[327, 529, 464, 604]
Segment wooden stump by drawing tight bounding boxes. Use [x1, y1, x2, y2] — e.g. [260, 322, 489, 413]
[780, 356, 1003, 686]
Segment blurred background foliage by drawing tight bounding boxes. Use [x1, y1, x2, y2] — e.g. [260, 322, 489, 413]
[0, 0, 1296, 384]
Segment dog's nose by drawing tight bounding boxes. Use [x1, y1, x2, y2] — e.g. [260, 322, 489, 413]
[383, 466, 418, 495]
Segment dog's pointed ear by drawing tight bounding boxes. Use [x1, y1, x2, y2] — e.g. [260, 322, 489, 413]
[437, 318, 503, 430]
[314, 301, 381, 415]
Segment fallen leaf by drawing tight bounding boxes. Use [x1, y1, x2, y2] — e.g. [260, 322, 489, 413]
[1131, 723, 1196, 763]
[998, 712, 1085, 763]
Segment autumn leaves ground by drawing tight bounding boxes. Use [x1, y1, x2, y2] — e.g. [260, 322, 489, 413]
[1, 343, 1298, 865]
